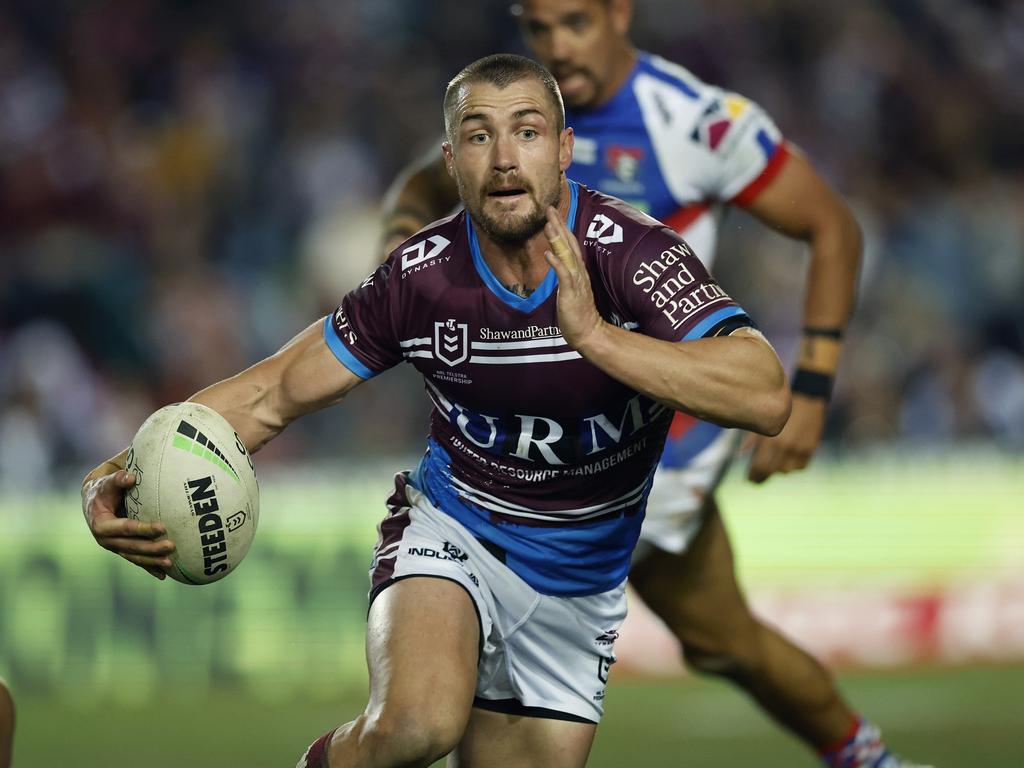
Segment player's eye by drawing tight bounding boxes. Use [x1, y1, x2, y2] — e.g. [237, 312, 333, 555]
[524, 21, 548, 39]
[468, 133, 489, 144]
[519, 128, 538, 140]
[565, 13, 589, 33]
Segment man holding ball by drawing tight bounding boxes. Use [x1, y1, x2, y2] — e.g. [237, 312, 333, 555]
[82, 54, 789, 767]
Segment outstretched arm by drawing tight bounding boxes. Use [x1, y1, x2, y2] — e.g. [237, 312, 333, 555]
[742, 146, 862, 481]
[81, 320, 365, 577]
[544, 209, 790, 437]
[380, 146, 461, 258]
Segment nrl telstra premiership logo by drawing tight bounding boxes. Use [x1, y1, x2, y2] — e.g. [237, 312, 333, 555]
[435, 318, 469, 367]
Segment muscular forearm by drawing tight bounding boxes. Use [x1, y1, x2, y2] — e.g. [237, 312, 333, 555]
[578, 325, 790, 435]
[802, 213, 860, 332]
[798, 206, 861, 377]
[83, 322, 360, 494]
[748, 148, 862, 381]
[191, 322, 358, 453]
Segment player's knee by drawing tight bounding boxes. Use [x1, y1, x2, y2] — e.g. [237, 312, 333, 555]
[363, 707, 463, 765]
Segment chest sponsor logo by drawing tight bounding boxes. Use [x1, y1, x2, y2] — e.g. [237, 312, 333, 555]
[585, 213, 623, 246]
[478, 324, 561, 342]
[446, 391, 667, 467]
[435, 318, 469, 367]
[605, 145, 644, 183]
[401, 234, 451, 273]
[633, 242, 728, 330]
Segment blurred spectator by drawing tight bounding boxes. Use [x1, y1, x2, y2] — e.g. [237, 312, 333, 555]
[0, 0, 1021, 486]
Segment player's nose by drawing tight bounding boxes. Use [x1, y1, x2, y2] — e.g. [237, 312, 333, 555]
[548, 28, 575, 63]
[491, 133, 517, 172]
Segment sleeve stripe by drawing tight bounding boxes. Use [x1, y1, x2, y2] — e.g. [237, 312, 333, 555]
[730, 139, 791, 207]
[322, 315, 377, 379]
[680, 306, 748, 341]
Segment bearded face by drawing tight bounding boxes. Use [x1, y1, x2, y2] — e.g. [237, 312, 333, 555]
[455, 164, 562, 246]
[445, 78, 571, 246]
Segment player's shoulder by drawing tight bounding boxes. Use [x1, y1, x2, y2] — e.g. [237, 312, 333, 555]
[575, 183, 672, 255]
[635, 52, 753, 108]
[634, 52, 714, 100]
[634, 52, 777, 146]
[381, 211, 466, 287]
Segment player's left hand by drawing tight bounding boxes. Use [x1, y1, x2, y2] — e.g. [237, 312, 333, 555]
[744, 394, 827, 483]
[543, 206, 604, 351]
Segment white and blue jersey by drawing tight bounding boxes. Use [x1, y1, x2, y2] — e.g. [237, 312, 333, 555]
[565, 52, 790, 468]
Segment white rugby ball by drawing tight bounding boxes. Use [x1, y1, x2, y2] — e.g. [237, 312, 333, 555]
[123, 402, 259, 585]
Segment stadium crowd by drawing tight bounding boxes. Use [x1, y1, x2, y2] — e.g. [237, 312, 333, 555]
[1, 0, 1022, 492]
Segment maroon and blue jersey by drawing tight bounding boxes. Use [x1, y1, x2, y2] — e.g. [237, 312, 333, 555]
[325, 181, 752, 596]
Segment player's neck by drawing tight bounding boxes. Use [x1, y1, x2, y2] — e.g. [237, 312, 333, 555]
[475, 178, 572, 291]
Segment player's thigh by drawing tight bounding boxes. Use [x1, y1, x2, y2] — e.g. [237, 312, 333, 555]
[630, 497, 756, 641]
[364, 576, 480, 728]
[448, 707, 596, 768]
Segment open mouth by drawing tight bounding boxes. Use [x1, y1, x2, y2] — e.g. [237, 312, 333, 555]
[487, 187, 527, 198]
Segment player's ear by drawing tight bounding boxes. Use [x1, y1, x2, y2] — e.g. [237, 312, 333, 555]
[609, 0, 632, 36]
[559, 127, 574, 173]
[442, 141, 455, 178]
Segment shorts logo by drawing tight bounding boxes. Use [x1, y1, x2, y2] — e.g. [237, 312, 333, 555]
[597, 654, 616, 684]
[586, 214, 623, 246]
[442, 541, 468, 562]
[401, 234, 451, 272]
[595, 629, 619, 647]
[435, 318, 469, 367]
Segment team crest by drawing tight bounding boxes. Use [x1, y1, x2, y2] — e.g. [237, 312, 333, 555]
[605, 145, 644, 183]
[434, 319, 469, 366]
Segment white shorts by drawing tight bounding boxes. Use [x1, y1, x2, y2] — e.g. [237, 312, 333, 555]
[634, 428, 741, 560]
[369, 475, 626, 724]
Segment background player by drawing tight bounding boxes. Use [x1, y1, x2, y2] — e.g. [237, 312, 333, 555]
[378, 3, 930, 767]
[81, 55, 789, 768]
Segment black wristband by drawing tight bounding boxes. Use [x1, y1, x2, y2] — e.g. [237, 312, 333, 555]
[791, 368, 834, 400]
[803, 326, 844, 340]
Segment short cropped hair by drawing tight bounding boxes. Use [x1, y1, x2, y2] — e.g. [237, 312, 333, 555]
[443, 54, 565, 143]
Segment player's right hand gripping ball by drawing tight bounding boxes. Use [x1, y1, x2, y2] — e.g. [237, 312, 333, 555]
[125, 402, 259, 584]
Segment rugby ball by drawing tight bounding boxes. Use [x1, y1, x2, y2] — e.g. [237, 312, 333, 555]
[123, 402, 259, 585]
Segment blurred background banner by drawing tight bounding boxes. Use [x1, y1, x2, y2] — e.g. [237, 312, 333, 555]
[1, 0, 1023, 765]
[2, 455, 1022, 698]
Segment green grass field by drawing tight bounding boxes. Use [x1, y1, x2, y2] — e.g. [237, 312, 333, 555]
[14, 664, 1024, 767]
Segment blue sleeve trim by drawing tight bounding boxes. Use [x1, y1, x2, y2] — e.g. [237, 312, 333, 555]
[681, 306, 748, 341]
[322, 315, 377, 379]
[756, 128, 777, 161]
